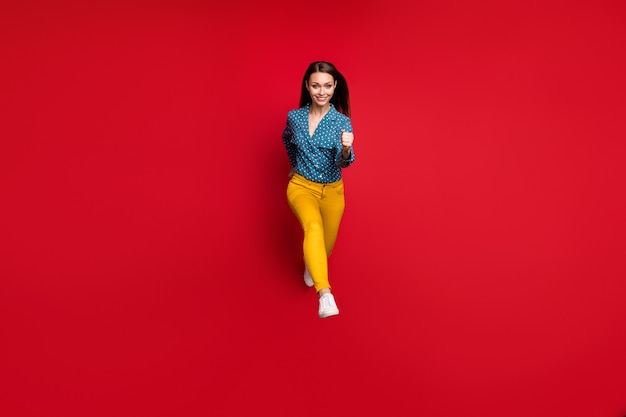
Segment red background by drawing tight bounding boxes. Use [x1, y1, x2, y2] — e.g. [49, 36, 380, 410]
[1, 1, 625, 416]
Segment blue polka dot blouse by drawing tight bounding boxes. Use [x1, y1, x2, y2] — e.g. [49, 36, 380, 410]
[282, 103, 355, 183]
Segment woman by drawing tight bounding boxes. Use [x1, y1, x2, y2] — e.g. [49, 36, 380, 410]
[282, 61, 355, 318]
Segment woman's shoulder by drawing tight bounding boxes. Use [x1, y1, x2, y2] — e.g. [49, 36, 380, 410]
[287, 106, 308, 119]
[328, 105, 351, 123]
[286, 107, 308, 130]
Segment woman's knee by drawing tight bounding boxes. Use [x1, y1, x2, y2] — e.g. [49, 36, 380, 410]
[303, 220, 323, 235]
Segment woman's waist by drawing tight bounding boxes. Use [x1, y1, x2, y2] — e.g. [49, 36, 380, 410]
[292, 172, 343, 187]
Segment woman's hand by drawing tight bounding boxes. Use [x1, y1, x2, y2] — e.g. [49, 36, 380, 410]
[288, 167, 295, 178]
[341, 130, 354, 158]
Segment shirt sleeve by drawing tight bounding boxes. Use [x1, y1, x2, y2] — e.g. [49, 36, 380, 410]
[282, 116, 297, 168]
[336, 118, 355, 169]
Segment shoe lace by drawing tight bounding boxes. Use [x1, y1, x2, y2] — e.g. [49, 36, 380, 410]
[320, 294, 333, 309]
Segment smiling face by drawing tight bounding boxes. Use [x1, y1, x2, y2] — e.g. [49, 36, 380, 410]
[306, 72, 337, 107]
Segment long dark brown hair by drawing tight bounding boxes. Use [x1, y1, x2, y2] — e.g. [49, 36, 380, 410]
[299, 61, 351, 118]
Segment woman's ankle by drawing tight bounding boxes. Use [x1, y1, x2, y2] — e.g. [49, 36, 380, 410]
[318, 288, 331, 297]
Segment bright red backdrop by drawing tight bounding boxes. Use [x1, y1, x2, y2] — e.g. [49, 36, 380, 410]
[1, 1, 625, 416]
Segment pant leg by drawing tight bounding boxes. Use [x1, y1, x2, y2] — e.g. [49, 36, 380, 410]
[319, 180, 345, 258]
[287, 176, 329, 291]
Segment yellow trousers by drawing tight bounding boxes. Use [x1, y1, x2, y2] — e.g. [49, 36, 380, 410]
[287, 173, 345, 292]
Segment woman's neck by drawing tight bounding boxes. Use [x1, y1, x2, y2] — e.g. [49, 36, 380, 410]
[308, 102, 331, 118]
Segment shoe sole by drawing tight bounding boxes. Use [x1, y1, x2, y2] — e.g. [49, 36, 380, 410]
[319, 309, 339, 319]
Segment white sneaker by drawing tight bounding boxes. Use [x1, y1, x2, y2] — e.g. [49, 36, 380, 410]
[318, 293, 339, 318]
[303, 263, 314, 287]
